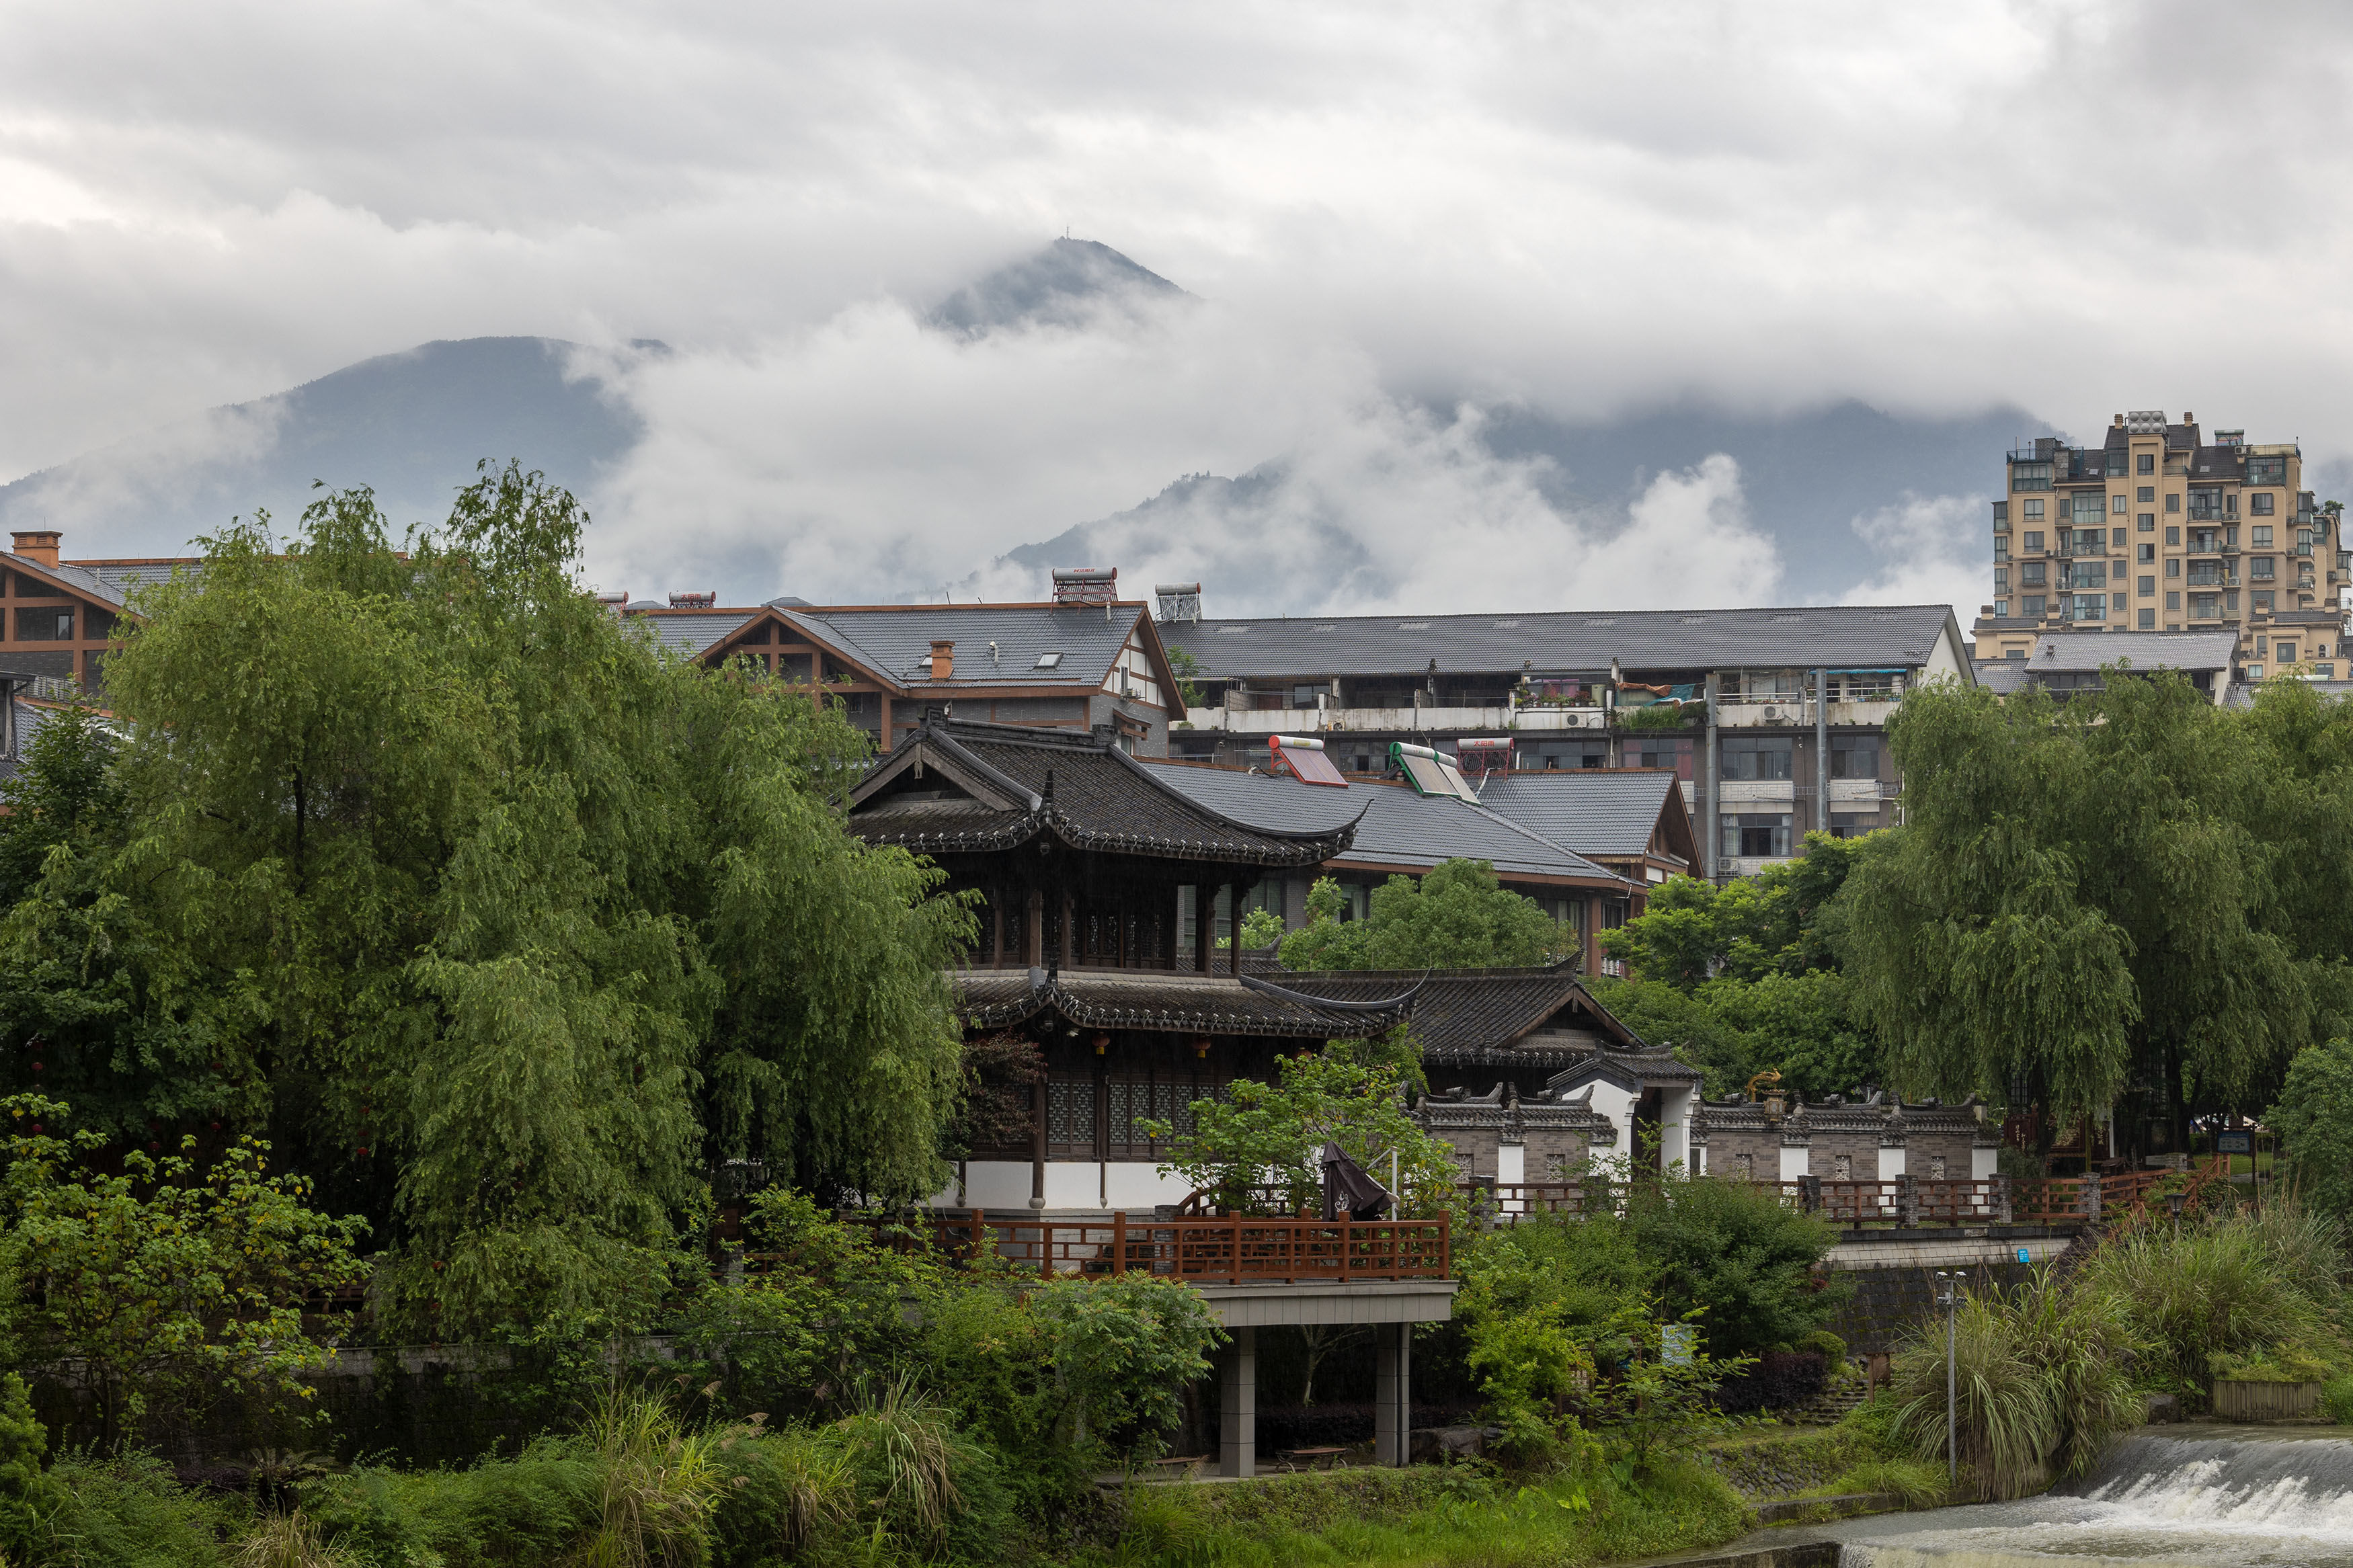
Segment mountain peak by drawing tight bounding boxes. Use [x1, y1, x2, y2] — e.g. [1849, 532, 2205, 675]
[925, 237, 1189, 339]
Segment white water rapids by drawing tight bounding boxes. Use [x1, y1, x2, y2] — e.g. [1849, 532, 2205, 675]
[1825, 1431, 2353, 1568]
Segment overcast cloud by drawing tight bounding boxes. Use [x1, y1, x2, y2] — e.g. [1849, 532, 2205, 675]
[7, 0, 2353, 615]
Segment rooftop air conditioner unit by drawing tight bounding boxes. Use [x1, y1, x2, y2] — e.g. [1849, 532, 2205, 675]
[1763, 706, 1785, 723]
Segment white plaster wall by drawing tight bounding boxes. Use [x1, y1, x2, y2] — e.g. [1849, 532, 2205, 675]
[1661, 1087, 1697, 1171]
[1583, 1081, 1637, 1159]
[1779, 1143, 1810, 1181]
[1878, 1145, 1907, 1179]
[1972, 1144, 1999, 1180]
[1497, 1142, 1525, 1184]
[928, 1161, 1192, 1212]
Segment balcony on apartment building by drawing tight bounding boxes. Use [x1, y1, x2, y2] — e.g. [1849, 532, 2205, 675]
[1184, 691, 1609, 735]
[1714, 675, 1903, 731]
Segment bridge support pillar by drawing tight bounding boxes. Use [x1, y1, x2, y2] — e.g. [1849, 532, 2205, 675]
[1219, 1327, 1257, 1478]
[1375, 1322, 1412, 1467]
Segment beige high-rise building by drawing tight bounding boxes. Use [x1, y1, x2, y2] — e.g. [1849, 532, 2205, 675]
[1974, 411, 2347, 679]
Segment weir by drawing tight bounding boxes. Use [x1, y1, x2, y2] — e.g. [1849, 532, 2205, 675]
[1823, 1430, 2353, 1568]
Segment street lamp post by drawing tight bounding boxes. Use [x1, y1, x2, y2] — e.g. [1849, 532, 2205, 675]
[1934, 1270, 1958, 1488]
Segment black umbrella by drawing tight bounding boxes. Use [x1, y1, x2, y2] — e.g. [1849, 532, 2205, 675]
[1320, 1141, 1394, 1221]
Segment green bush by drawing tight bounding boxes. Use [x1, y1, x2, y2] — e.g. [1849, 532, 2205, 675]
[1623, 1173, 1849, 1360]
[1795, 1329, 1849, 1363]
[1888, 1269, 2138, 1501]
[28, 1451, 247, 1568]
[2322, 1376, 2353, 1427]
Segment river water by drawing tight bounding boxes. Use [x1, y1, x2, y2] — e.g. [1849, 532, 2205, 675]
[1808, 1430, 2353, 1568]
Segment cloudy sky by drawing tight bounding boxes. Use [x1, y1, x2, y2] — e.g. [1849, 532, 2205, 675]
[6, 0, 2353, 616]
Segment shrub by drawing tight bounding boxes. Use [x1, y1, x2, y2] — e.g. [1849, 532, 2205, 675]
[1795, 1329, 1849, 1362]
[1888, 1268, 2137, 1501]
[0, 1372, 63, 1561]
[33, 1450, 247, 1568]
[1622, 1174, 1849, 1360]
[2078, 1203, 2340, 1406]
[2323, 1377, 2353, 1427]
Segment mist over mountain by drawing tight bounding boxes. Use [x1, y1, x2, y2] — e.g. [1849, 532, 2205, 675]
[0, 337, 645, 556]
[0, 240, 2040, 619]
[925, 237, 1190, 339]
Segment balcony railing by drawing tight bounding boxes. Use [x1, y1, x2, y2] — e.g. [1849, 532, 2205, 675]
[900, 1210, 1451, 1282]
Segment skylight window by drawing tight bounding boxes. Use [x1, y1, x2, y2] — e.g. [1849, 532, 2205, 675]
[1035, 651, 1063, 669]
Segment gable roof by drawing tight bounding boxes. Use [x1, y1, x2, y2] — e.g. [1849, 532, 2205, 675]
[1137, 759, 1633, 889]
[1162, 604, 1966, 680]
[849, 716, 1359, 866]
[1264, 962, 1642, 1064]
[2002, 630, 2238, 675]
[1474, 770, 1698, 865]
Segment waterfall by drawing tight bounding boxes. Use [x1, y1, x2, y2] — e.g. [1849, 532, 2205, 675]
[1835, 1432, 2353, 1568]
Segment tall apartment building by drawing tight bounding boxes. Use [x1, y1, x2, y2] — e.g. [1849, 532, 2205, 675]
[1975, 411, 2348, 679]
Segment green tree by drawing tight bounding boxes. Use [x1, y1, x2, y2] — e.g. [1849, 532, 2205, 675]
[1277, 863, 1565, 971]
[0, 470, 972, 1339]
[2269, 1037, 2353, 1221]
[1601, 838, 1862, 990]
[1141, 1046, 1459, 1215]
[1841, 672, 2343, 1151]
[0, 1094, 368, 1445]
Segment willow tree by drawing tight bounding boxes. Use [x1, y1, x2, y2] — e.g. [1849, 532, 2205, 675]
[0, 468, 969, 1337]
[1842, 670, 2347, 1154]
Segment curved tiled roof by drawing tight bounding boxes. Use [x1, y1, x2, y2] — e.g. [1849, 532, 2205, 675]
[951, 968, 1407, 1038]
[851, 718, 1358, 867]
[1267, 962, 1643, 1064]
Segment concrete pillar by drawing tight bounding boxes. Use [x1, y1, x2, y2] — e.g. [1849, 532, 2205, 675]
[1219, 1326, 1257, 1477]
[1374, 1322, 1412, 1467]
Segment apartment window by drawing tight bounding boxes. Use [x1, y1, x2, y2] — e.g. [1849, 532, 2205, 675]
[2276, 642, 2299, 663]
[1993, 599, 2010, 617]
[2112, 527, 2126, 546]
[2024, 595, 2046, 616]
[1994, 568, 2009, 591]
[2112, 494, 2128, 514]
[1625, 738, 1693, 780]
[1992, 501, 2009, 527]
[2253, 556, 2276, 581]
[2249, 664, 2266, 680]
[2319, 664, 2340, 680]
[2166, 525, 2181, 545]
[2138, 454, 2155, 475]
[2190, 593, 2221, 620]
[2065, 561, 2104, 589]
[1722, 813, 1792, 859]
[2011, 462, 2053, 492]
[2139, 575, 2155, 595]
[2023, 499, 2045, 521]
[2167, 493, 2182, 513]
[1290, 684, 1322, 708]
[2166, 559, 2180, 577]
[2138, 609, 2155, 629]
[13, 608, 71, 641]
[2073, 495, 2104, 522]
[1721, 737, 1794, 781]
[2072, 594, 2107, 622]
[1829, 739, 1880, 779]
[2005, 649, 2025, 659]
[2251, 492, 2276, 516]
[2022, 561, 2046, 586]
[2110, 591, 2128, 615]
[2139, 513, 2155, 530]
[1827, 813, 1878, 839]
[2166, 591, 2181, 610]
[2254, 591, 2275, 612]
[2249, 455, 2288, 486]
[2254, 526, 2274, 547]
[2137, 485, 2155, 503]
[2138, 543, 2155, 563]
[2024, 530, 2044, 550]
[1993, 538, 2009, 561]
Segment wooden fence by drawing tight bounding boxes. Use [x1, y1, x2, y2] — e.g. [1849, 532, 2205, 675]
[882, 1210, 1451, 1284]
[1457, 1156, 2227, 1229]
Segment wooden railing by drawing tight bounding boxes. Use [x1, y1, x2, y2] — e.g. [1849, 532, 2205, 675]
[912, 1210, 1451, 1284]
[1454, 1162, 2223, 1231]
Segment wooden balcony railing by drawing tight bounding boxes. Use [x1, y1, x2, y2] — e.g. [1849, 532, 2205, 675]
[904, 1210, 1450, 1284]
[1453, 1158, 2227, 1231]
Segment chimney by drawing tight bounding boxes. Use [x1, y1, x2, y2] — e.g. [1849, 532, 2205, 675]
[930, 640, 954, 680]
[11, 531, 59, 567]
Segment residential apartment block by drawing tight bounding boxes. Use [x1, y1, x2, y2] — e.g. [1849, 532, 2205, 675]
[1158, 600, 1971, 881]
[1977, 411, 2348, 679]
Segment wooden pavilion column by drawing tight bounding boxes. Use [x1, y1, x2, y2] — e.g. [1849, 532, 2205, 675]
[1029, 1076, 1048, 1211]
[1026, 886, 1044, 968]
